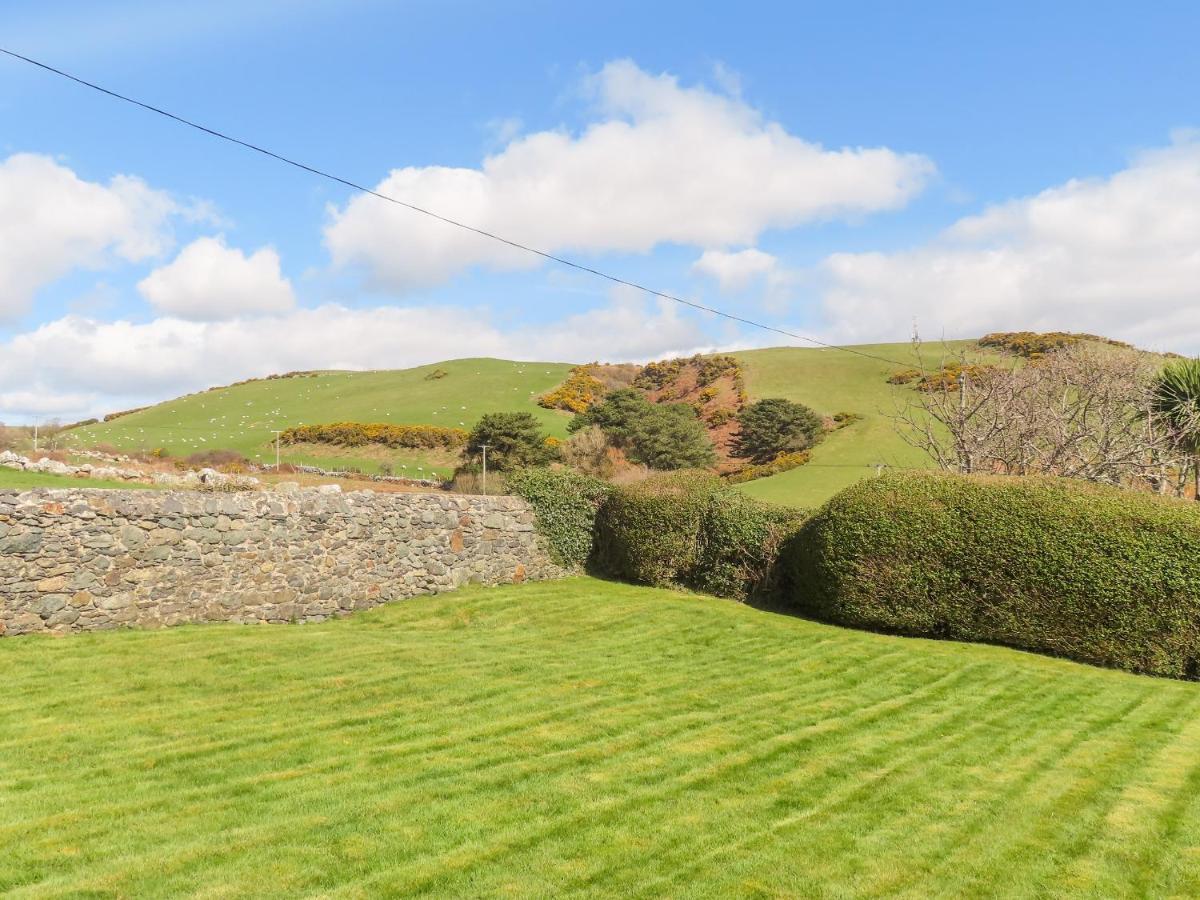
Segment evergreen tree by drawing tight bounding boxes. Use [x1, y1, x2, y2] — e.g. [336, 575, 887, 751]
[732, 398, 823, 464]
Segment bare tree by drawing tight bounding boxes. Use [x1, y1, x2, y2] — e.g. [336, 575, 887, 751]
[892, 341, 1193, 494]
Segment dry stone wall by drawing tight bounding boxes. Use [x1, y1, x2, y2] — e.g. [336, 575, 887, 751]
[0, 487, 565, 636]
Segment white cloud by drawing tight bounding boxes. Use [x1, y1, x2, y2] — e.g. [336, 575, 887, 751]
[693, 248, 798, 311]
[325, 60, 934, 290]
[820, 134, 1200, 352]
[692, 248, 780, 291]
[0, 153, 176, 319]
[0, 292, 707, 420]
[137, 236, 295, 321]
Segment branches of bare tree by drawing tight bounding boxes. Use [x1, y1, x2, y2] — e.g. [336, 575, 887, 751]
[891, 341, 1197, 495]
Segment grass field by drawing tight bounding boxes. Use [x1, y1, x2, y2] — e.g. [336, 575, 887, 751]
[66, 358, 575, 471]
[279, 443, 463, 479]
[4, 577, 1200, 897]
[733, 341, 991, 508]
[0, 468, 158, 491]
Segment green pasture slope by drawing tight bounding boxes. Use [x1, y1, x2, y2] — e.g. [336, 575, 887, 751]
[4, 578, 1200, 896]
[67, 359, 574, 478]
[733, 340, 992, 508]
[62, 342, 988, 497]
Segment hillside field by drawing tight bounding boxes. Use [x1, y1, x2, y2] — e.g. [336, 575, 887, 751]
[3, 578, 1200, 896]
[63, 342, 993, 504]
[66, 359, 575, 479]
[733, 341, 990, 507]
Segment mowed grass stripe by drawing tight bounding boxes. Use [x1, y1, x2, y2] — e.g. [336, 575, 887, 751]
[2, 610, 889, 817]
[0, 600, 1156, 897]
[794, 688, 1176, 898]
[4, 578, 1200, 897]
[4, 592, 921, 888]
[956, 692, 1200, 896]
[867, 689, 1160, 895]
[620, 668, 1096, 897]
[364, 664, 999, 894]
[0, 600, 1161, 897]
[5, 615, 924, 886]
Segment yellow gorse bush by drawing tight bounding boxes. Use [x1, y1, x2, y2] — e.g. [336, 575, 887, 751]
[538, 365, 606, 413]
[280, 422, 469, 450]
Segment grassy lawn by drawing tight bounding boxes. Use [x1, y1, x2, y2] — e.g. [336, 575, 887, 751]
[0, 468, 159, 491]
[4, 578, 1200, 896]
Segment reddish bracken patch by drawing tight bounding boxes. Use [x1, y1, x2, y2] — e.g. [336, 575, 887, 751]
[634, 355, 748, 473]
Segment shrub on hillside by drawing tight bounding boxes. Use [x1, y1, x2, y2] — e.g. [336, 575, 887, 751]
[916, 362, 997, 392]
[61, 417, 100, 430]
[784, 473, 1200, 678]
[593, 471, 803, 599]
[726, 450, 811, 484]
[695, 354, 740, 387]
[466, 412, 557, 471]
[887, 369, 921, 385]
[537, 365, 606, 413]
[632, 357, 687, 390]
[103, 405, 150, 422]
[570, 388, 716, 470]
[281, 422, 469, 450]
[732, 398, 823, 464]
[508, 468, 612, 568]
[978, 331, 1132, 358]
[186, 449, 250, 470]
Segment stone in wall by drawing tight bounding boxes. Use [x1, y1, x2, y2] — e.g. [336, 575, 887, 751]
[0, 487, 567, 636]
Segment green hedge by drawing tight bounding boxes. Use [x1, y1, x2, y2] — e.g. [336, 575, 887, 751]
[784, 473, 1200, 678]
[507, 468, 611, 569]
[691, 489, 805, 600]
[593, 471, 804, 600]
[594, 471, 717, 586]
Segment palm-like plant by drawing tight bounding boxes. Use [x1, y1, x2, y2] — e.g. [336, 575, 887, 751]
[1151, 358, 1200, 500]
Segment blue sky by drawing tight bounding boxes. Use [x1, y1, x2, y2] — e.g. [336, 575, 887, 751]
[2, 0, 1199, 419]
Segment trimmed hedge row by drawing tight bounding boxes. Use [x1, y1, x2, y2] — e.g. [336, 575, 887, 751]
[512, 467, 1200, 678]
[596, 472, 804, 600]
[512, 469, 803, 601]
[280, 422, 468, 450]
[785, 473, 1200, 679]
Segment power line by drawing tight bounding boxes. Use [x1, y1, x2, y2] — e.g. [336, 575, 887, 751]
[0, 46, 917, 370]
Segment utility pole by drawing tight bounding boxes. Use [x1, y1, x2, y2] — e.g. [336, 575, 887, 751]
[480, 443, 490, 496]
[957, 371, 970, 474]
[271, 430, 283, 471]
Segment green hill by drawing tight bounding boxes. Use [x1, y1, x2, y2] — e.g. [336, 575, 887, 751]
[66, 358, 575, 479]
[63, 342, 994, 500]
